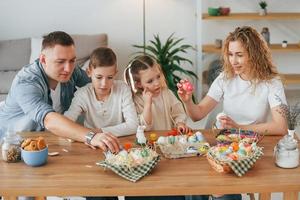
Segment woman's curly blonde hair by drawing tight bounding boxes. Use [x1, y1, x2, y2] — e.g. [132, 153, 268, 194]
[222, 26, 279, 84]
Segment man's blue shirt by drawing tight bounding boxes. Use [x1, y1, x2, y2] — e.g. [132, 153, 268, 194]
[0, 59, 90, 132]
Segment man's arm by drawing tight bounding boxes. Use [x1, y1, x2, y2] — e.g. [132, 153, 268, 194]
[44, 112, 121, 152]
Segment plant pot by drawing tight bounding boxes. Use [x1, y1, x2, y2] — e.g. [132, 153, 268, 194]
[208, 7, 220, 16]
[219, 7, 230, 16]
[259, 8, 267, 16]
[282, 41, 288, 48]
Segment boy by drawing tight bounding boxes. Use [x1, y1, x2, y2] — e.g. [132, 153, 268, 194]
[64, 47, 138, 136]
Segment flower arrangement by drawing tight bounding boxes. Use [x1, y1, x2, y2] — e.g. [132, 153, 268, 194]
[276, 96, 300, 130]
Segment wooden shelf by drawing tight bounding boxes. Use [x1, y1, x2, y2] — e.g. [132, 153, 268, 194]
[202, 44, 300, 53]
[202, 13, 300, 20]
[280, 74, 300, 84]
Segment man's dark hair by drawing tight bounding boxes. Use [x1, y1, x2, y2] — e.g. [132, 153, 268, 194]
[42, 31, 74, 51]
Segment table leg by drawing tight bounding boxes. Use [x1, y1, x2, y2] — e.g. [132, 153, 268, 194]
[283, 192, 298, 200]
[2, 197, 17, 200]
[258, 193, 271, 200]
[248, 193, 255, 200]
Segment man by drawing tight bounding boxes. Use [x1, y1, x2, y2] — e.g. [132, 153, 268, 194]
[0, 31, 120, 153]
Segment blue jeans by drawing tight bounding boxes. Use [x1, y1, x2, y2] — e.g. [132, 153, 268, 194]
[86, 197, 118, 200]
[185, 195, 209, 200]
[126, 196, 185, 200]
[211, 194, 242, 200]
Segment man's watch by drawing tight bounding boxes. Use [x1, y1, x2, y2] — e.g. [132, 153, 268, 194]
[85, 131, 97, 145]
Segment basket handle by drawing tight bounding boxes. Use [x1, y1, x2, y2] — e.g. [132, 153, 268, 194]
[256, 131, 265, 144]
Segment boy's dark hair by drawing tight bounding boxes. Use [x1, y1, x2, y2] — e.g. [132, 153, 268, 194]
[42, 31, 74, 51]
[89, 47, 117, 68]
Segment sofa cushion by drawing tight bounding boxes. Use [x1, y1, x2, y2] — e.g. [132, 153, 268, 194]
[0, 95, 6, 102]
[29, 33, 108, 66]
[29, 37, 43, 63]
[0, 70, 19, 94]
[72, 33, 108, 65]
[0, 38, 31, 70]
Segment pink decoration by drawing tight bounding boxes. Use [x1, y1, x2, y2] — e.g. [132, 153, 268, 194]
[178, 80, 194, 92]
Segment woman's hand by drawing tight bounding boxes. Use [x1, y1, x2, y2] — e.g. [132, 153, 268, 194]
[176, 122, 192, 134]
[177, 80, 193, 103]
[219, 115, 239, 129]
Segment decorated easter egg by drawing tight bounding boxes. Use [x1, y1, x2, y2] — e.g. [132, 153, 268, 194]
[168, 135, 176, 144]
[188, 135, 197, 143]
[198, 143, 210, 154]
[227, 153, 238, 161]
[178, 80, 194, 92]
[186, 146, 198, 154]
[237, 149, 247, 156]
[251, 142, 257, 149]
[230, 142, 239, 152]
[178, 135, 188, 144]
[157, 136, 166, 144]
[216, 112, 227, 121]
[140, 148, 149, 157]
[119, 149, 128, 157]
[216, 135, 230, 142]
[195, 131, 204, 141]
[182, 81, 194, 92]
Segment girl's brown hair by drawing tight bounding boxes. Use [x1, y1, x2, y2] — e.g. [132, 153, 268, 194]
[222, 26, 279, 83]
[124, 55, 166, 93]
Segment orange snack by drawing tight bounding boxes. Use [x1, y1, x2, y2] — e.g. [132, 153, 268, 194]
[21, 138, 32, 148]
[22, 137, 47, 151]
[29, 141, 38, 151]
[37, 137, 46, 150]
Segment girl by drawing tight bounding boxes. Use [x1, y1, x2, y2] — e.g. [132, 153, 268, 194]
[178, 26, 288, 200]
[124, 55, 191, 134]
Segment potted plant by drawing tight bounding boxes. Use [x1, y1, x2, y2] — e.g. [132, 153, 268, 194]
[133, 33, 198, 102]
[259, 1, 268, 16]
[276, 96, 300, 136]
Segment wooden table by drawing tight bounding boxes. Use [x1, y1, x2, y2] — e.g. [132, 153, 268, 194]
[1, 130, 300, 200]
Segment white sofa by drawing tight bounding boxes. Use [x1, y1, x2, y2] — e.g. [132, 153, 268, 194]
[0, 33, 108, 101]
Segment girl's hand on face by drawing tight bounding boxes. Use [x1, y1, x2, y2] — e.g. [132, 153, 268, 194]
[176, 122, 192, 134]
[219, 115, 239, 129]
[142, 87, 153, 105]
[177, 80, 193, 103]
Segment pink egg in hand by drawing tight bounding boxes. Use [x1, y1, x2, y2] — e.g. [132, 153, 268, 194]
[180, 80, 194, 92]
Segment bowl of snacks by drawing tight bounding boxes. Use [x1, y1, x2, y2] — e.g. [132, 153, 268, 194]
[21, 137, 48, 167]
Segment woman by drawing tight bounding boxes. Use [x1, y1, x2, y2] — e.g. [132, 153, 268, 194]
[178, 26, 288, 200]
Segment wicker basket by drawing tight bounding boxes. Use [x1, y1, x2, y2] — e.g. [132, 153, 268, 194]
[206, 145, 264, 176]
[215, 128, 264, 145]
[206, 149, 232, 173]
[156, 142, 209, 159]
